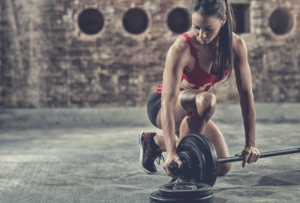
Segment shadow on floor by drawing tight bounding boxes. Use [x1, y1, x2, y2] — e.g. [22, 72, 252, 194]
[257, 170, 300, 186]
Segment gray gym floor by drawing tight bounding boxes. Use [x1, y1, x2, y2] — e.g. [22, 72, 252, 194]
[1, 104, 300, 203]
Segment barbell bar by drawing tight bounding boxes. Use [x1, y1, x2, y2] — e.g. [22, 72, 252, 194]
[218, 147, 300, 164]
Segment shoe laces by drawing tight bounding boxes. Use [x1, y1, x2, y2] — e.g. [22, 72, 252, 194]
[155, 153, 165, 165]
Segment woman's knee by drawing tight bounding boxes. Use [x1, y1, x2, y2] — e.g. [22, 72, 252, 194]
[218, 163, 232, 176]
[195, 92, 216, 118]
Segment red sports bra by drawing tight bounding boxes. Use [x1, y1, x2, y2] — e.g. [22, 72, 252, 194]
[154, 33, 228, 94]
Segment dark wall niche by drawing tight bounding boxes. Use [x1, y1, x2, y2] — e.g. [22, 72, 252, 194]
[123, 8, 149, 34]
[78, 8, 104, 35]
[231, 4, 250, 33]
[269, 8, 294, 35]
[167, 7, 191, 34]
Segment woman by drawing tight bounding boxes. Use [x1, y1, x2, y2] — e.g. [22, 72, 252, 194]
[138, 0, 260, 179]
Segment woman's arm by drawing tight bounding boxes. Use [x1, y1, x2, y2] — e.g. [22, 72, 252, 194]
[233, 35, 260, 167]
[161, 37, 189, 175]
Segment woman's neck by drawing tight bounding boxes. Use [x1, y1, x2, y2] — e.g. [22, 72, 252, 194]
[208, 36, 219, 51]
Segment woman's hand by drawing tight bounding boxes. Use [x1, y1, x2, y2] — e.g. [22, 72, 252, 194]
[163, 151, 183, 179]
[235, 145, 260, 168]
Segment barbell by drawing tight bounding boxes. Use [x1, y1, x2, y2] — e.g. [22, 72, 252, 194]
[149, 133, 300, 203]
[167, 133, 300, 187]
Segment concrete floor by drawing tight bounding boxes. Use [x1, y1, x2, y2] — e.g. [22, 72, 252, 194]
[1, 105, 300, 203]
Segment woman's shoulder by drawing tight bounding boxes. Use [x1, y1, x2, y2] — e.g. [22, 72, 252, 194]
[232, 33, 248, 56]
[171, 33, 191, 54]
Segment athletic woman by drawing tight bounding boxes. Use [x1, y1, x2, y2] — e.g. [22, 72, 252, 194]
[138, 0, 260, 179]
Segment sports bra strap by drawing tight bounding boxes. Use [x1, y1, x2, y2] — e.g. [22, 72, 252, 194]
[181, 33, 200, 68]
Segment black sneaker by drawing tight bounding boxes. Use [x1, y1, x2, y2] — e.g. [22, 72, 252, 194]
[138, 132, 165, 173]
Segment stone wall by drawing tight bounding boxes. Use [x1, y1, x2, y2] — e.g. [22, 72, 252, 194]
[0, 0, 299, 108]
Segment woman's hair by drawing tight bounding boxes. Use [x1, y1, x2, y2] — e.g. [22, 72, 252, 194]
[190, 0, 235, 82]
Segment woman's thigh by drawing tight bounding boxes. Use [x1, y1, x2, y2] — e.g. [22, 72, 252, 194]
[203, 120, 231, 159]
[156, 89, 213, 133]
[203, 120, 232, 175]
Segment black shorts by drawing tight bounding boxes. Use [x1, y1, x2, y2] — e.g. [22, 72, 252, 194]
[147, 93, 161, 128]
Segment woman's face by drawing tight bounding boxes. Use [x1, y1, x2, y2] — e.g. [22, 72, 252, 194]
[191, 12, 226, 45]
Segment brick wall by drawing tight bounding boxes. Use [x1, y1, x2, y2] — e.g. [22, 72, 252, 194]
[247, 0, 300, 103]
[0, 0, 299, 108]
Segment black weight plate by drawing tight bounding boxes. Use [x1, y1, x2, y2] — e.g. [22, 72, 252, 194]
[178, 149, 204, 182]
[175, 138, 205, 183]
[177, 134, 218, 187]
[149, 190, 214, 203]
[158, 182, 212, 198]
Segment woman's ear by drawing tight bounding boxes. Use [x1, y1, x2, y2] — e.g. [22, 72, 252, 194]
[222, 15, 227, 27]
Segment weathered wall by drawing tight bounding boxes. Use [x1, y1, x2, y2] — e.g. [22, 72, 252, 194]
[0, 0, 299, 108]
[247, 0, 300, 103]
